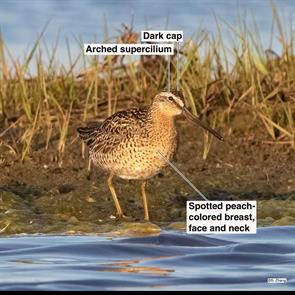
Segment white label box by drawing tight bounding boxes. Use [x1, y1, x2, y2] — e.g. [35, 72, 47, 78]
[187, 201, 257, 234]
[141, 30, 183, 42]
[84, 43, 174, 55]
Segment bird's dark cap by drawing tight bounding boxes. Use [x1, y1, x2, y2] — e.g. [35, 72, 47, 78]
[162, 88, 185, 100]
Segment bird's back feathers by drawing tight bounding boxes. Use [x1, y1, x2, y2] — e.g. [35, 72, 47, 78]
[77, 107, 149, 153]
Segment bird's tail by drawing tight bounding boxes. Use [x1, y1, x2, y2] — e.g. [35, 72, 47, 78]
[77, 125, 100, 146]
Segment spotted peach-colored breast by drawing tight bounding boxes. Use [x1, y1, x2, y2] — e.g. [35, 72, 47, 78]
[91, 114, 178, 180]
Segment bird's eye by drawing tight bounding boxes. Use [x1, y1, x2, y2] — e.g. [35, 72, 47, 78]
[168, 96, 174, 101]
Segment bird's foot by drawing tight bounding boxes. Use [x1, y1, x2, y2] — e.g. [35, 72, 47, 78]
[116, 213, 134, 222]
[144, 216, 150, 222]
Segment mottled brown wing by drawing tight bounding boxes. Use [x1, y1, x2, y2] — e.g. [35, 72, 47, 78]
[77, 107, 149, 154]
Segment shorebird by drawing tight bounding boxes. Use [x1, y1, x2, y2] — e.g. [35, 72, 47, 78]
[77, 91, 223, 221]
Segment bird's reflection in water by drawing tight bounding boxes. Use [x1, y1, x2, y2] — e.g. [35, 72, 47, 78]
[101, 256, 175, 276]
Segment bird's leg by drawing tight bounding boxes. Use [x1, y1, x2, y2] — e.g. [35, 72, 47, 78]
[107, 174, 124, 219]
[107, 174, 130, 220]
[141, 180, 150, 221]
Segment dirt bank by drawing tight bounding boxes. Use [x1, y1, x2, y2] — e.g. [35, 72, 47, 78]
[0, 114, 295, 235]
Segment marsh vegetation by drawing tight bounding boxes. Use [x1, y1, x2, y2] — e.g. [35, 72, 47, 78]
[0, 6, 294, 235]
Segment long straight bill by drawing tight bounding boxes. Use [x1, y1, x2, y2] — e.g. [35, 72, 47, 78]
[183, 107, 224, 141]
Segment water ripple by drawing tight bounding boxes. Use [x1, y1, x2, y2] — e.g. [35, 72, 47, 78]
[0, 226, 294, 290]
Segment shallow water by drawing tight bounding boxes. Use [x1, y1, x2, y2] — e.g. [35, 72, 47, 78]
[0, 226, 295, 291]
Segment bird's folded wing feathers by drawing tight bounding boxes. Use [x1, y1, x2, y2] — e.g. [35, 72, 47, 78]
[77, 107, 149, 153]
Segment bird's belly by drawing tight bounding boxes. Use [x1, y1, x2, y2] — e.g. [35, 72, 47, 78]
[115, 149, 173, 180]
[116, 152, 169, 180]
[91, 136, 177, 180]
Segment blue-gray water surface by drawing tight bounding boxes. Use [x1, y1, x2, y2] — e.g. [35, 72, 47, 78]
[0, 226, 295, 291]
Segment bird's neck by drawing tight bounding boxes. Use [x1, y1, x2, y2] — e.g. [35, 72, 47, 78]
[148, 104, 176, 129]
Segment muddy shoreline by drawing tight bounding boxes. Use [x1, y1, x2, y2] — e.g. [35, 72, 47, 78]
[0, 115, 295, 235]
